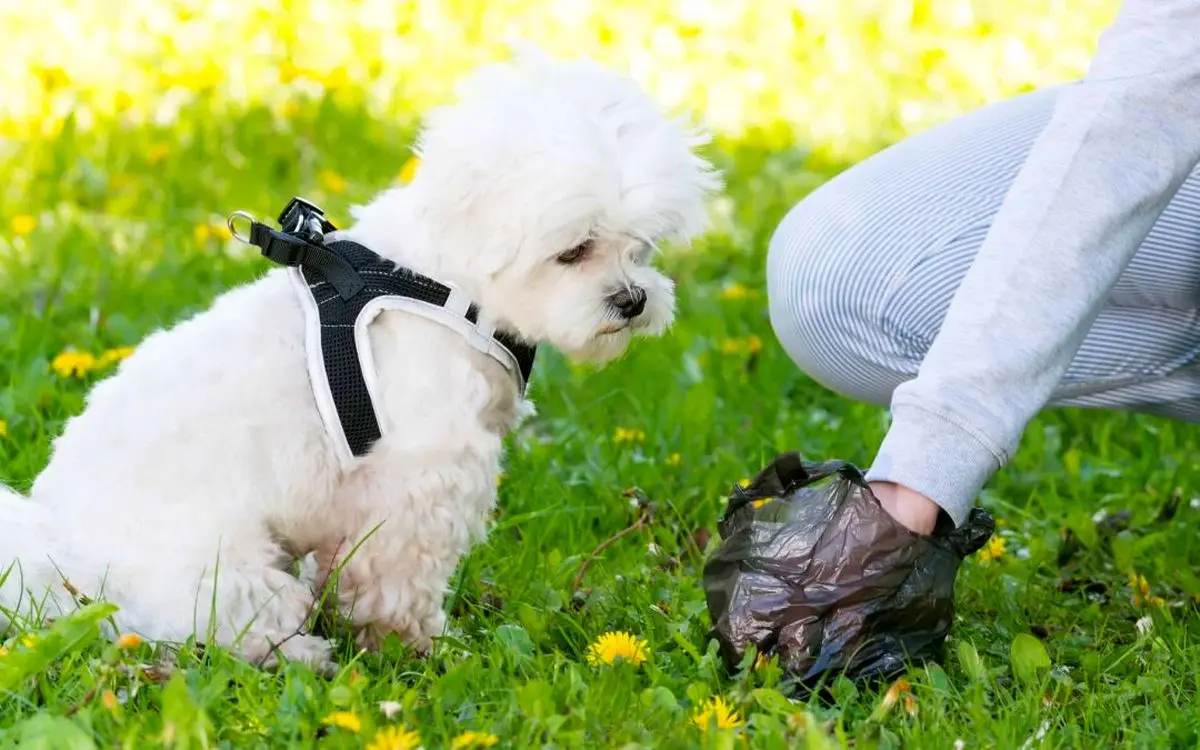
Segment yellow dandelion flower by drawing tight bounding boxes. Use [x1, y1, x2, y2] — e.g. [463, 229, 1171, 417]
[1129, 572, 1153, 608]
[451, 731, 499, 749]
[322, 712, 362, 733]
[51, 350, 97, 378]
[718, 336, 764, 356]
[192, 220, 231, 243]
[585, 631, 649, 667]
[750, 497, 773, 509]
[399, 156, 421, 185]
[977, 536, 1006, 564]
[720, 282, 758, 300]
[98, 346, 135, 368]
[147, 144, 170, 165]
[21, 634, 36, 649]
[613, 427, 646, 444]
[318, 169, 348, 194]
[666, 452, 682, 467]
[114, 90, 134, 112]
[366, 726, 421, 750]
[1130, 572, 1150, 594]
[116, 632, 142, 649]
[319, 66, 350, 91]
[868, 677, 916, 722]
[279, 60, 301, 84]
[36, 65, 70, 91]
[753, 652, 773, 670]
[0, 420, 7, 437]
[176, 62, 223, 91]
[114, 89, 137, 112]
[10, 214, 36, 236]
[692, 695, 743, 731]
[101, 689, 119, 711]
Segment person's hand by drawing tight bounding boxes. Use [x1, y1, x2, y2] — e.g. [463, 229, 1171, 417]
[703, 453, 995, 690]
[870, 480, 941, 535]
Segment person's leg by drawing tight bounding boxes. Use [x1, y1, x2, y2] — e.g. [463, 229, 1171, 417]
[767, 83, 1200, 421]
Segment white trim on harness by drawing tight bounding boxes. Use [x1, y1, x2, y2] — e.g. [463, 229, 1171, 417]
[353, 298, 525, 422]
[287, 267, 527, 472]
[288, 267, 355, 468]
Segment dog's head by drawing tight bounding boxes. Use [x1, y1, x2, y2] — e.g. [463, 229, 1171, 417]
[398, 47, 721, 364]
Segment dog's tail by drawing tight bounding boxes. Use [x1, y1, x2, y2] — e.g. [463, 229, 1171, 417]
[0, 485, 59, 626]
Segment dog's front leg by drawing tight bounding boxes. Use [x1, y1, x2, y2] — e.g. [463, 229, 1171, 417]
[315, 454, 494, 655]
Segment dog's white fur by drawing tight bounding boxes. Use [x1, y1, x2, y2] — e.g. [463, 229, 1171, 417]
[0, 48, 719, 669]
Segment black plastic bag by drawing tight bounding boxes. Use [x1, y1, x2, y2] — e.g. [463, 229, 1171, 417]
[702, 452, 994, 689]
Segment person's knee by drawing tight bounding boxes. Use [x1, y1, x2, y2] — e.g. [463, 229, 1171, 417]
[766, 202, 826, 350]
[766, 200, 897, 407]
[766, 202, 855, 386]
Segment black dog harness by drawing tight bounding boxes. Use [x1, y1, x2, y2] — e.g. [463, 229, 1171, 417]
[228, 198, 536, 465]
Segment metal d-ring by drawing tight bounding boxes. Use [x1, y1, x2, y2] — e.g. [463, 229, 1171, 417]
[226, 210, 257, 244]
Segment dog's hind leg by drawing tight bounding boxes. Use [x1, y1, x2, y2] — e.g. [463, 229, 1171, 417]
[113, 557, 336, 674]
[0, 488, 82, 631]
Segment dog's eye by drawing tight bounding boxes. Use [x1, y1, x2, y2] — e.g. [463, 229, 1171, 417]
[557, 240, 593, 265]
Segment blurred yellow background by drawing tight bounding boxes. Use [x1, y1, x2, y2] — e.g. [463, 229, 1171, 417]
[1, 0, 1120, 161]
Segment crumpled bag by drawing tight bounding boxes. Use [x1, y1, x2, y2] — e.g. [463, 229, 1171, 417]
[702, 452, 994, 689]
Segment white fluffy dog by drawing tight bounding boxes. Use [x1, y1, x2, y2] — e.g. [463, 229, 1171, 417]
[0, 48, 718, 670]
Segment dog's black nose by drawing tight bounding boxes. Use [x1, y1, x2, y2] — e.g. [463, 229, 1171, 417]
[608, 286, 648, 319]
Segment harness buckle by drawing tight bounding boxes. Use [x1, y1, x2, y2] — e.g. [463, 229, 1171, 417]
[278, 197, 338, 245]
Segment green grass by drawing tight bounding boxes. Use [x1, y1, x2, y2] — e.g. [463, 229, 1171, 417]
[2, 93, 1200, 749]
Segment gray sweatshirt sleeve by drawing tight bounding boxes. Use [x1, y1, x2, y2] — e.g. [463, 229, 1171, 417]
[865, 0, 1200, 525]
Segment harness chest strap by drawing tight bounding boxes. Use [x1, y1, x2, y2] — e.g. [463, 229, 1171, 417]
[229, 198, 536, 466]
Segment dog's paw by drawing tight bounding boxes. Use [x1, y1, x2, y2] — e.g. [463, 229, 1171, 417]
[279, 634, 337, 676]
[240, 632, 337, 676]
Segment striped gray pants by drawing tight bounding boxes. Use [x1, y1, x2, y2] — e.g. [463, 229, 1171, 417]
[767, 85, 1200, 421]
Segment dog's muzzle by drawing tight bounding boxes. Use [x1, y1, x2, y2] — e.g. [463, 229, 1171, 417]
[607, 286, 647, 319]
